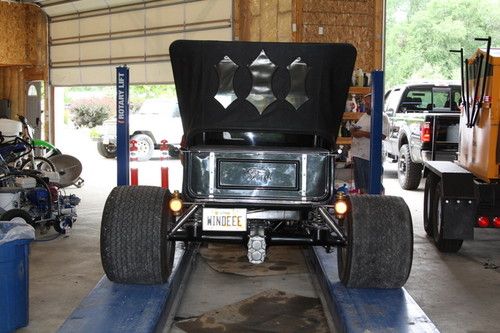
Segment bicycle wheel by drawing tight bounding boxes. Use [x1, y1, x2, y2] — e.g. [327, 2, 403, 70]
[21, 156, 56, 172]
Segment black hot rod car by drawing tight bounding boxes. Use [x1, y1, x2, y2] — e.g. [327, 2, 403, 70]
[100, 40, 413, 288]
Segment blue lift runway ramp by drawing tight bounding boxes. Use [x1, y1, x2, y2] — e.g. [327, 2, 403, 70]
[306, 247, 439, 333]
[58, 244, 438, 333]
[57, 243, 198, 333]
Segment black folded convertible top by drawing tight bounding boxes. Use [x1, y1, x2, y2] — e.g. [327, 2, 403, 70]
[170, 40, 356, 147]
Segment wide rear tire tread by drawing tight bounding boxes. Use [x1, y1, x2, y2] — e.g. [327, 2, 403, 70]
[100, 186, 175, 284]
[338, 195, 413, 288]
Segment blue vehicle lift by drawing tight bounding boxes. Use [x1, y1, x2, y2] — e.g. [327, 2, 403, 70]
[58, 246, 438, 333]
[58, 70, 438, 332]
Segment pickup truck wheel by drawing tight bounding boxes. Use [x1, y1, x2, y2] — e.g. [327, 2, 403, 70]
[132, 134, 154, 161]
[97, 140, 116, 159]
[423, 173, 439, 237]
[431, 181, 463, 253]
[398, 144, 423, 190]
[338, 195, 413, 288]
[101, 186, 175, 284]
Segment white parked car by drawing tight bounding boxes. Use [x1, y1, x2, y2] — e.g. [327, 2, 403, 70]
[97, 98, 184, 161]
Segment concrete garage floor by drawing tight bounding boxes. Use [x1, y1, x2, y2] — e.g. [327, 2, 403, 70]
[14, 135, 500, 333]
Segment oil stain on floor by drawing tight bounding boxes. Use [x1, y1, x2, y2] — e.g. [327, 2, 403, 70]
[175, 289, 330, 333]
[199, 244, 307, 277]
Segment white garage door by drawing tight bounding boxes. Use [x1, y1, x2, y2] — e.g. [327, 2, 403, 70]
[46, 0, 232, 86]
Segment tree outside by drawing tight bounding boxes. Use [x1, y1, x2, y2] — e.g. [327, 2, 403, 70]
[64, 84, 177, 140]
[385, 0, 500, 88]
[65, 84, 177, 119]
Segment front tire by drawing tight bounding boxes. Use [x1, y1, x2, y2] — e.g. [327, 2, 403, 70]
[431, 181, 463, 253]
[100, 186, 175, 284]
[97, 140, 117, 159]
[398, 144, 423, 190]
[338, 195, 413, 288]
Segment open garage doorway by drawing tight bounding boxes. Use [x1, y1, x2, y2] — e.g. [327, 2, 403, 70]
[53, 84, 184, 192]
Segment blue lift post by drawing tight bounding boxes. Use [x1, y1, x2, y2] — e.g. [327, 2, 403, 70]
[369, 70, 384, 194]
[116, 66, 130, 186]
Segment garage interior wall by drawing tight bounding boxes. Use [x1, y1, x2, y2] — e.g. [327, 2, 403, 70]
[0, 2, 48, 122]
[234, 0, 383, 71]
[234, 0, 293, 42]
[48, 0, 233, 86]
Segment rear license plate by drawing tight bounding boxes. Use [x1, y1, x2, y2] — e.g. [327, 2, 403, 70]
[202, 208, 247, 232]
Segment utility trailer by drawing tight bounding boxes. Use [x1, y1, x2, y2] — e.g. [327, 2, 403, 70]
[424, 38, 500, 252]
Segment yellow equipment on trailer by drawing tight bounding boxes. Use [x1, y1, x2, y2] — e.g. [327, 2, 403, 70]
[424, 37, 500, 252]
[458, 47, 500, 181]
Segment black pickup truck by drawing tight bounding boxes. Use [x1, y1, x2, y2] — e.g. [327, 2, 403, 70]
[383, 82, 461, 189]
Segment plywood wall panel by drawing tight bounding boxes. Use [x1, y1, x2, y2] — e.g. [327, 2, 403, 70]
[0, 3, 48, 120]
[25, 5, 48, 68]
[0, 4, 28, 65]
[300, 0, 380, 71]
[0, 67, 25, 117]
[303, 0, 371, 14]
[0, 3, 47, 67]
[234, 0, 381, 70]
[303, 12, 372, 26]
[234, 0, 292, 42]
[278, 11, 292, 42]
[261, 1, 279, 41]
[249, 0, 262, 15]
[279, 0, 292, 12]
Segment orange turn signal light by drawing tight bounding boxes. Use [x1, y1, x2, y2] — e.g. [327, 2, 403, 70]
[169, 190, 183, 215]
[334, 192, 348, 216]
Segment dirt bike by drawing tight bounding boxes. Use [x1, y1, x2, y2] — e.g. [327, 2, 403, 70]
[16, 115, 84, 188]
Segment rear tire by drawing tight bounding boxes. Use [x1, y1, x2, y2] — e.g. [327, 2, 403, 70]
[423, 173, 439, 237]
[431, 181, 463, 253]
[338, 195, 413, 288]
[398, 144, 423, 190]
[97, 140, 116, 159]
[100, 186, 175, 284]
